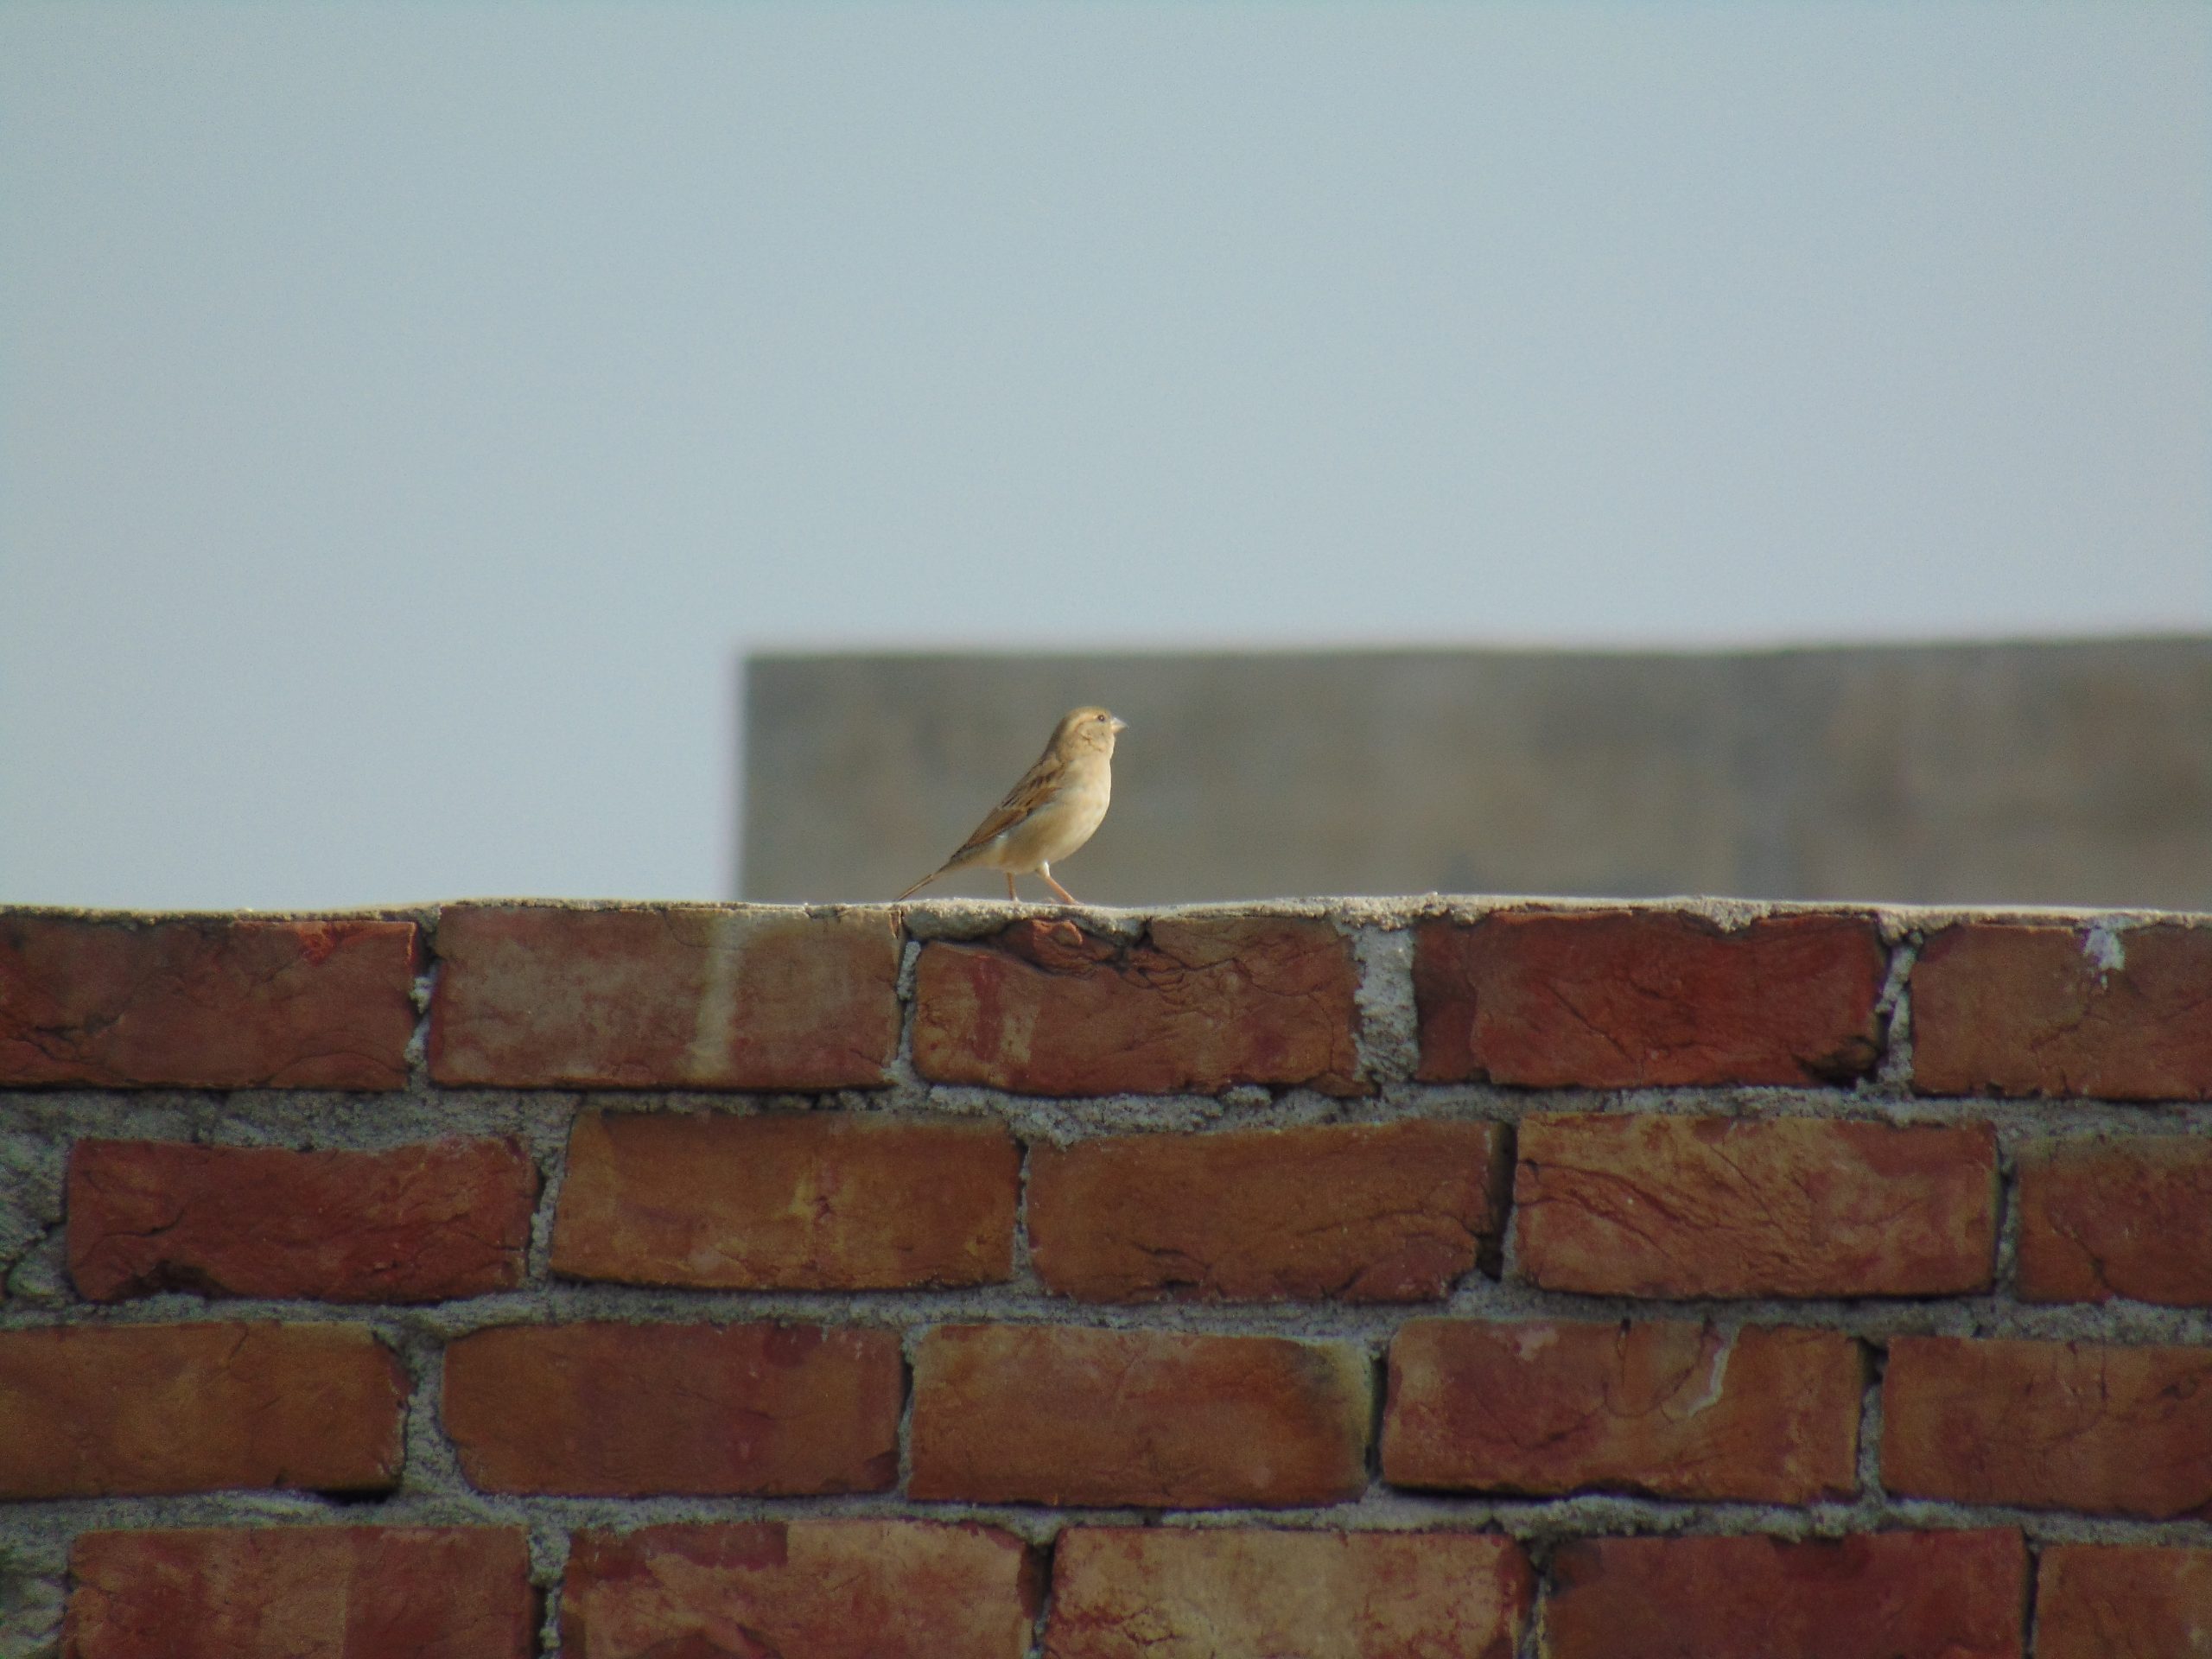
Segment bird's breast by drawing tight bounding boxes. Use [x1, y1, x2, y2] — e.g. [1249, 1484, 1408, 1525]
[994, 773, 1111, 868]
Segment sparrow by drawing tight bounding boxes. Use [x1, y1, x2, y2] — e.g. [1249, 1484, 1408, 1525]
[898, 707, 1128, 904]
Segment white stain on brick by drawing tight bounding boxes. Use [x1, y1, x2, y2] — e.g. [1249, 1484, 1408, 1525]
[2082, 922, 2127, 983]
[683, 912, 750, 1080]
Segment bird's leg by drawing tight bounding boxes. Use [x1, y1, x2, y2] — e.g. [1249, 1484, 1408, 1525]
[1005, 873, 1018, 901]
[1039, 864, 1078, 906]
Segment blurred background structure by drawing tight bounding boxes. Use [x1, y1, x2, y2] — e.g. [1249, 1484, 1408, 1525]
[746, 639, 2212, 909]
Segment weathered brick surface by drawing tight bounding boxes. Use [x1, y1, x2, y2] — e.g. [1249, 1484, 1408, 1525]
[0, 1323, 404, 1497]
[68, 1137, 537, 1304]
[1514, 1113, 1996, 1298]
[0, 914, 417, 1090]
[1383, 1319, 1861, 1503]
[1413, 910, 1887, 1087]
[2017, 1136, 2212, 1305]
[912, 917, 1364, 1095]
[442, 1320, 900, 1497]
[1044, 1528, 1531, 1659]
[562, 1521, 1039, 1659]
[1027, 1121, 1506, 1303]
[65, 1527, 534, 1659]
[551, 1111, 1016, 1290]
[2036, 1544, 2212, 1659]
[428, 903, 901, 1089]
[1544, 1530, 2026, 1659]
[1914, 922, 2212, 1099]
[909, 1325, 1370, 1509]
[1883, 1336, 2212, 1517]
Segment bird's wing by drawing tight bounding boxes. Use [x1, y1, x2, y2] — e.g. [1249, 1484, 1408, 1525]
[943, 753, 1065, 863]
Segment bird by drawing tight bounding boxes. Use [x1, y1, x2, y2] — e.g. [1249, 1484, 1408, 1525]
[898, 706, 1128, 904]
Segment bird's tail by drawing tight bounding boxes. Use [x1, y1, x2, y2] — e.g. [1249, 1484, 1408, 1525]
[895, 868, 940, 901]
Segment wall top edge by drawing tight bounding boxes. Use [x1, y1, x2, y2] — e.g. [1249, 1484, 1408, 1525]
[2, 896, 2206, 932]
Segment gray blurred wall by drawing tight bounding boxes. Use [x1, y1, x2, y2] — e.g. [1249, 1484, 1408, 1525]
[740, 639, 2212, 909]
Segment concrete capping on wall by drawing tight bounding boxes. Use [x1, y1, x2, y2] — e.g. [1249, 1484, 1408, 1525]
[7, 897, 2212, 1656]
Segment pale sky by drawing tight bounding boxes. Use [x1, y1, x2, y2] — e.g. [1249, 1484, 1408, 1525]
[3, 3, 2206, 909]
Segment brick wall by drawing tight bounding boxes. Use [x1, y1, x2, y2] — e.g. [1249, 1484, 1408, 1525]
[3, 899, 2210, 1657]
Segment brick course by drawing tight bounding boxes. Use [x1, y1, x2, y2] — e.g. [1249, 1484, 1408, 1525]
[0, 1323, 404, 1498]
[551, 1110, 1017, 1289]
[912, 917, 1364, 1094]
[2034, 1544, 2212, 1659]
[1382, 1319, 1862, 1503]
[1044, 1528, 1531, 1659]
[429, 903, 901, 1089]
[2016, 1135, 2212, 1305]
[0, 914, 417, 1090]
[1913, 921, 2212, 1099]
[1513, 1113, 1997, 1298]
[1027, 1120, 1506, 1302]
[1413, 910, 1887, 1087]
[442, 1321, 901, 1497]
[67, 1137, 537, 1303]
[910, 1324, 1370, 1508]
[1882, 1336, 2212, 1517]
[562, 1521, 1039, 1659]
[1543, 1530, 2026, 1659]
[64, 1527, 535, 1659]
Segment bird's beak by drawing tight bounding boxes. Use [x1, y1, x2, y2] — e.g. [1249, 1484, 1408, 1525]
[1110, 716, 1128, 734]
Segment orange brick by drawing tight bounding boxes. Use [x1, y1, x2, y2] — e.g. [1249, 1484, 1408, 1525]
[1044, 1528, 1530, 1659]
[68, 1137, 537, 1303]
[0, 913, 417, 1090]
[1544, 1530, 2025, 1659]
[1414, 910, 1887, 1087]
[562, 1521, 1038, 1659]
[912, 917, 1363, 1095]
[550, 1111, 1016, 1289]
[1884, 1336, 2212, 1517]
[429, 903, 901, 1089]
[909, 1325, 1370, 1509]
[442, 1321, 900, 1497]
[2036, 1544, 2212, 1659]
[0, 1323, 404, 1497]
[1914, 922, 2212, 1099]
[1027, 1121, 1506, 1303]
[2017, 1137, 2212, 1305]
[65, 1527, 534, 1659]
[1382, 1319, 1861, 1503]
[1514, 1114, 1996, 1298]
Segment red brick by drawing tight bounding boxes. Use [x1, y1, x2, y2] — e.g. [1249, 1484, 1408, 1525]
[1514, 1114, 1996, 1298]
[0, 1323, 404, 1498]
[1543, 1530, 2025, 1659]
[550, 1111, 1015, 1289]
[442, 1320, 899, 1497]
[909, 1325, 1370, 1509]
[1383, 1319, 1861, 1503]
[1044, 1528, 1530, 1659]
[1028, 1121, 1507, 1303]
[1883, 1336, 2212, 1518]
[562, 1521, 1038, 1659]
[0, 914, 417, 1090]
[912, 917, 1363, 1096]
[68, 1137, 537, 1304]
[1413, 910, 1887, 1087]
[2036, 1544, 2212, 1659]
[429, 903, 901, 1089]
[2018, 1136, 2212, 1305]
[1914, 922, 2212, 1099]
[64, 1527, 533, 1659]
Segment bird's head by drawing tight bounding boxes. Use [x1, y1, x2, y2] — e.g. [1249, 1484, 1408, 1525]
[1055, 705, 1128, 756]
